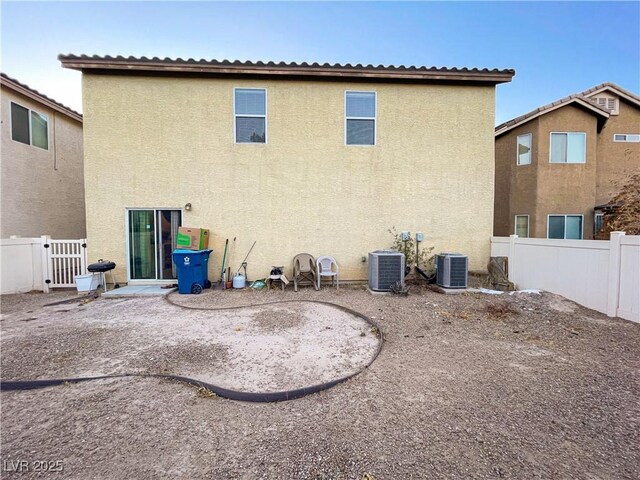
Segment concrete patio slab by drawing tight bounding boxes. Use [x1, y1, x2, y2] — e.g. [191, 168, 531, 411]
[101, 285, 176, 297]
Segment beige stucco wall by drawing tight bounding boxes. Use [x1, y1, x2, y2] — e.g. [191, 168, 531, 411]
[494, 105, 603, 239]
[534, 105, 599, 239]
[595, 98, 640, 206]
[82, 74, 496, 282]
[1, 86, 85, 239]
[494, 119, 539, 236]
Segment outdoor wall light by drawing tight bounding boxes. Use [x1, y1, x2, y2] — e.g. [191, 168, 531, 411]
[185, 203, 192, 211]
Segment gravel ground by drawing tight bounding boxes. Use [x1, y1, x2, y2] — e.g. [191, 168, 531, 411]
[1, 285, 639, 479]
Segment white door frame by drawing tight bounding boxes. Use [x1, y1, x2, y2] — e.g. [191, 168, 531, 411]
[125, 208, 184, 284]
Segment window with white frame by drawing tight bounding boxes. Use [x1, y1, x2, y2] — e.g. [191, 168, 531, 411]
[594, 213, 604, 234]
[548, 215, 583, 239]
[234, 88, 266, 143]
[550, 132, 586, 163]
[613, 134, 640, 142]
[10, 102, 48, 150]
[515, 215, 529, 237]
[345, 91, 376, 145]
[517, 134, 532, 165]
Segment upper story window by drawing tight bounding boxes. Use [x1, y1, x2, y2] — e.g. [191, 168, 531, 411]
[548, 214, 583, 239]
[346, 91, 376, 146]
[592, 96, 619, 115]
[10, 102, 49, 150]
[516, 133, 532, 165]
[550, 132, 586, 163]
[234, 88, 266, 143]
[613, 134, 640, 142]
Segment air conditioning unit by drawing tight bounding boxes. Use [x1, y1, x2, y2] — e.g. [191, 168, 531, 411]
[368, 250, 406, 292]
[436, 253, 468, 288]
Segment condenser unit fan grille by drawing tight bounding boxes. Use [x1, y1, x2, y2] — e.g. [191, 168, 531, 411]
[368, 250, 406, 292]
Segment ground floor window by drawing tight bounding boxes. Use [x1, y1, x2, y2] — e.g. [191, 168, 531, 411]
[548, 214, 583, 239]
[127, 209, 182, 280]
[594, 213, 604, 235]
[515, 215, 529, 237]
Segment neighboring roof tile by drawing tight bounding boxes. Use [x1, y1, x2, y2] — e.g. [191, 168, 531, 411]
[495, 92, 610, 137]
[0, 73, 82, 122]
[0, 72, 82, 122]
[58, 54, 515, 84]
[580, 81, 640, 106]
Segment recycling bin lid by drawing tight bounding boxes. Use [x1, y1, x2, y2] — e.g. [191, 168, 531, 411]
[173, 249, 212, 254]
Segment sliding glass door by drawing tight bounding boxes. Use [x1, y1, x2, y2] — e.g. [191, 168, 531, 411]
[128, 209, 182, 280]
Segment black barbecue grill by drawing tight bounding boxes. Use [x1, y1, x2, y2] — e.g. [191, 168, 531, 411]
[88, 260, 117, 293]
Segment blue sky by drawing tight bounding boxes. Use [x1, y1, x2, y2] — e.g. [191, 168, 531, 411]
[1, 1, 639, 124]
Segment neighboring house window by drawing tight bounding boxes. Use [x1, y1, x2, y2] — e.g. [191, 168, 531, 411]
[548, 215, 583, 239]
[10, 102, 48, 150]
[515, 215, 529, 237]
[346, 91, 376, 146]
[613, 134, 640, 142]
[550, 132, 586, 163]
[517, 134, 532, 165]
[234, 88, 266, 143]
[594, 213, 604, 234]
[593, 96, 619, 115]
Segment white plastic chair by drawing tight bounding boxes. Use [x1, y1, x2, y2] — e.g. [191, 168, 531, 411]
[316, 256, 339, 290]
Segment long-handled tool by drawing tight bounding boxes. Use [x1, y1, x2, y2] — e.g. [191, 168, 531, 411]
[223, 237, 236, 289]
[227, 237, 236, 277]
[219, 238, 229, 287]
[235, 241, 256, 277]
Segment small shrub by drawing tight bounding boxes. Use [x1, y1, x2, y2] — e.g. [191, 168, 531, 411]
[388, 227, 434, 272]
[390, 281, 409, 296]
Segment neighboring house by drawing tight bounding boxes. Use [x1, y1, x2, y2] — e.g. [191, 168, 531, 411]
[1, 73, 85, 239]
[60, 54, 514, 284]
[494, 82, 640, 240]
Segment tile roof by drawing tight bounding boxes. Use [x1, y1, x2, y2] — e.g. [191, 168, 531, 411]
[58, 54, 515, 84]
[0, 72, 82, 122]
[580, 81, 640, 106]
[495, 93, 609, 137]
[495, 81, 640, 137]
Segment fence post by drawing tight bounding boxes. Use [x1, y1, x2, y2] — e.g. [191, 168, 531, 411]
[606, 231, 625, 317]
[508, 234, 518, 286]
[40, 235, 50, 293]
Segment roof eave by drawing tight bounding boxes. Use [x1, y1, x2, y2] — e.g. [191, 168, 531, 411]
[0, 75, 82, 123]
[59, 59, 515, 85]
[495, 98, 609, 137]
[583, 84, 640, 109]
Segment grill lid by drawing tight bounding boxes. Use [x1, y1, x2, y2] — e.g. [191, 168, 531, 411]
[88, 261, 116, 272]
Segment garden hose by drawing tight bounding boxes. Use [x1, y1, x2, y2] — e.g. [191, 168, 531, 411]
[1, 298, 383, 403]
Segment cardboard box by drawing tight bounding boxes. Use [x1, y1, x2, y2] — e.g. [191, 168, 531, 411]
[176, 227, 210, 251]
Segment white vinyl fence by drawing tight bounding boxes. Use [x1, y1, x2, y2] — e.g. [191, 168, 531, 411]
[0, 236, 88, 294]
[491, 232, 639, 323]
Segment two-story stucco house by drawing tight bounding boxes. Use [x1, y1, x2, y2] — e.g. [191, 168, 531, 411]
[60, 54, 514, 284]
[1, 73, 85, 239]
[494, 82, 640, 240]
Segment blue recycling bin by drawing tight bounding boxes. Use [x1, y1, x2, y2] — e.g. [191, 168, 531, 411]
[172, 249, 212, 294]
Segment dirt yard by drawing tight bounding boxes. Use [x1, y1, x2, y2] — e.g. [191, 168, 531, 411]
[1, 285, 639, 479]
[0, 293, 379, 394]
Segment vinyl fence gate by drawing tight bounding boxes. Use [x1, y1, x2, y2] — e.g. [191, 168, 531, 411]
[42, 237, 88, 291]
